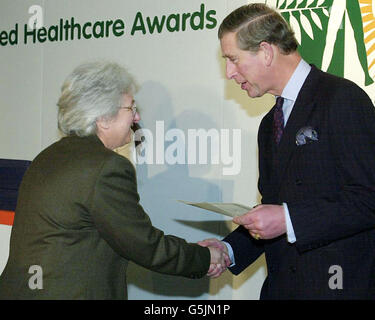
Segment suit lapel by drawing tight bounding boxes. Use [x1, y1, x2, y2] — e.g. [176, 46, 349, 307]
[275, 66, 321, 192]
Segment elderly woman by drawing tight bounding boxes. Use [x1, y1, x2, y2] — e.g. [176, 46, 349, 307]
[0, 61, 225, 299]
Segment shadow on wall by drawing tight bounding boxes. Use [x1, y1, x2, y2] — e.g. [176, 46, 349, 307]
[125, 81, 229, 298]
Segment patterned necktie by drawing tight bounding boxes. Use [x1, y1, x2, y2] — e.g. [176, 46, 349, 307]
[273, 96, 284, 145]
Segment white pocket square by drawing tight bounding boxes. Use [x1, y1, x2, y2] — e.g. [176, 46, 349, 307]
[296, 126, 318, 146]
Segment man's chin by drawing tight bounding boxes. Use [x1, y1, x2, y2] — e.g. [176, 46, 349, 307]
[246, 90, 261, 98]
[242, 84, 259, 98]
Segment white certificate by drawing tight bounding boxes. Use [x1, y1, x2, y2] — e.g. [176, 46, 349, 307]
[178, 200, 252, 218]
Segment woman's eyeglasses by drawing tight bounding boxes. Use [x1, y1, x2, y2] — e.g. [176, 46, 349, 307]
[121, 101, 137, 117]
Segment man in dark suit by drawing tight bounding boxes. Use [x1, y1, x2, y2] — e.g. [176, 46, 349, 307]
[199, 3, 375, 299]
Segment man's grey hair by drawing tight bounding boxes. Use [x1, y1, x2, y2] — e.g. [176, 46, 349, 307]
[218, 3, 298, 54]
[57, 61, 137, 137]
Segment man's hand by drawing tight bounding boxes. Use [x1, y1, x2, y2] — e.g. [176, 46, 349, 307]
[233, 204, 286, 240]
[198, 238, 231, 278]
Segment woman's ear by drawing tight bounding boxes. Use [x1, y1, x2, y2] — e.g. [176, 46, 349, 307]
[259, 42, 274, 67]
[96, 117, 110, 131]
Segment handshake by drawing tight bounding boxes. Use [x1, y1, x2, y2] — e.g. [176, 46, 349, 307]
[198, 238, 231, 278]
[197, 204, 287, 278]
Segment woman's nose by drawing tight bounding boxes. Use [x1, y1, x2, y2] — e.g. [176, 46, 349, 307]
[133, 112, 141, 122]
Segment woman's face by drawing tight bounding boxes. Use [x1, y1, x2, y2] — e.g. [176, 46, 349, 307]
[97, 93, 140, 150]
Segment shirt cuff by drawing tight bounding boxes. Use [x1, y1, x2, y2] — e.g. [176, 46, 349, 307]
[283, 202, 296, 243]
[222, 241, 235, 267]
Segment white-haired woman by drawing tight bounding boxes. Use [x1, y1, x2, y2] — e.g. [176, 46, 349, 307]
[0, 61, 226, 300]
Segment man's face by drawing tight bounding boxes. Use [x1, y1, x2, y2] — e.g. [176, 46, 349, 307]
[220, 32, 268, 98]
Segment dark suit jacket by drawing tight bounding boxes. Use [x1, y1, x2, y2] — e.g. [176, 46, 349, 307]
[224, 65, 375, 299]
[0, 135, 209, 299]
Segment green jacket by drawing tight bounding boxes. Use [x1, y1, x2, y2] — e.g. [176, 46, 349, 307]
[0, 135, 209, 299]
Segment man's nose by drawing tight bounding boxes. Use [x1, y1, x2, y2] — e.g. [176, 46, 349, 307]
[226, 60, 237, 80]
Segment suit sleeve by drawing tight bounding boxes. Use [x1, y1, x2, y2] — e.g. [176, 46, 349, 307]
[223, 226, 265, 275]
[88, 154, 210, 279]
[288, 82, 375, 252]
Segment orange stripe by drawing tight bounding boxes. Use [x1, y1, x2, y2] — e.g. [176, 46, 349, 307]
[361, 5, 372, 14]
[362, 13, 373, 23]
[364, 20, 375, 33]
[365, 30, 375, 43]
[367, 42, 375, 56]
[0, 210, 15, 226]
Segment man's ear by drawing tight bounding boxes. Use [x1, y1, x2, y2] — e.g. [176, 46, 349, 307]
[259, 42, 274, 67]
